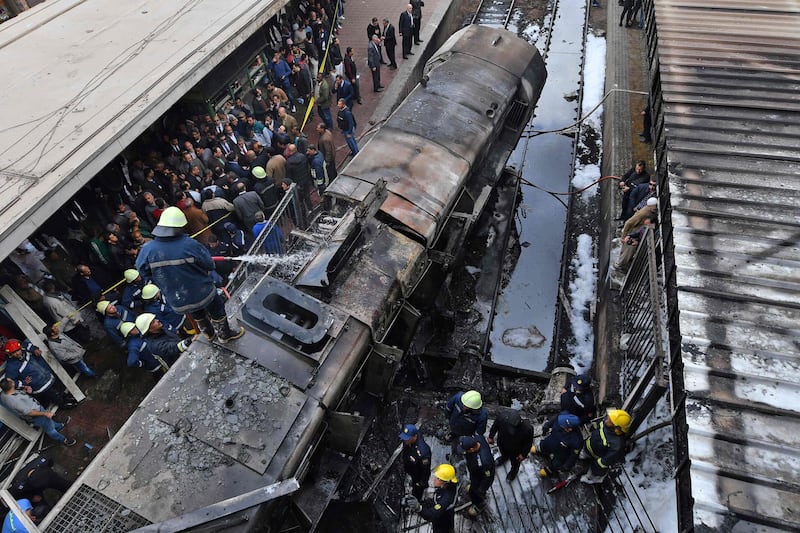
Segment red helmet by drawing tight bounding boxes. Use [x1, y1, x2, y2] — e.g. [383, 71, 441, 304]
[4, 339, 22, 354]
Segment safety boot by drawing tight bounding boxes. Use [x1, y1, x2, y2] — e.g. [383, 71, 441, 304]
[213, 317, 245, 342]
[195, 317, 216, 341]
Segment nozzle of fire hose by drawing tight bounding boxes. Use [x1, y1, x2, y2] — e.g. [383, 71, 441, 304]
[212, 256, 232, 262]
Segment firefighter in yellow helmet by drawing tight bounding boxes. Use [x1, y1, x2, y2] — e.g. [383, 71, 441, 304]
[405, 463, 458, 533]
[581, 409, 631, 484]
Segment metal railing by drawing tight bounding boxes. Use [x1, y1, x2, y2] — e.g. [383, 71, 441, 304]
[227, 183, 301, 294]
[619, 227, 668, 436]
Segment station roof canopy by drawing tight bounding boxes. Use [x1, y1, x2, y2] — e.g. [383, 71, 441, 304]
[654, 0, 800, 529]
[0, 0, 284, 261]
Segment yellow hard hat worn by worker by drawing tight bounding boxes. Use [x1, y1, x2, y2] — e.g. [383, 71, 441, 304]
[123, 269, 140, 283]
[119, 322, 137, 338]
[607, 409, 632, 434]
[135, 313, 157, 334]
[96, 300, 114, 315]
[141, 283, 160, 301]
[433, 464, 458, 483]
[461, 390, 482, 410]
[152, 206, 188, 237]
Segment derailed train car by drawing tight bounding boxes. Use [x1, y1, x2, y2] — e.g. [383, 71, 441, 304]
[42, 25, 546, 533]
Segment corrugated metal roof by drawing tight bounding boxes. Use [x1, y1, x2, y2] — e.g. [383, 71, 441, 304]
[654, 0, 800, 529]
[0, 0, 286, 261]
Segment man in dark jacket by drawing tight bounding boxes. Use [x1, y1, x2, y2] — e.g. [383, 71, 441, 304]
[286, 143, 314, 216]
[488, 409, 534, 481]
[9, 456, 71, 510]
[399, 424, 432, 501]
[459, 435, 495, 517]
[399, 4, 414, 59]
[616, 160, 650, 220]
[343, 47, 361, 105]
[232, 182, 265, 231]
[382, 18, 398, 69]
[136, 207, 244, 342]
[533, 412, 583, 478]
[410, 0, 425, 44]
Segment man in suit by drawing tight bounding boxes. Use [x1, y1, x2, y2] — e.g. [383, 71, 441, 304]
[367, 17, 386, 65]
[382, 18, 398, 69]
[399, 4, 414, 60]
[411, 0, 425, 44]
[367, 35, 384, 92]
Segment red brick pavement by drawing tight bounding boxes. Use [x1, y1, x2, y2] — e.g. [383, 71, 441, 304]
[301, 0, 446, 167]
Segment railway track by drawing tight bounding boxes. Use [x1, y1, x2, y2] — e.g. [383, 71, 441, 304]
[470, 0, 515, 27]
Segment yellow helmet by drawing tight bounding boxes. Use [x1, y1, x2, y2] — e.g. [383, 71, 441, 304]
[433, 464, 458, 483]
[152, 206, 187, 237]
[607, 409, 632, 433]
[123, 269, 140, 283]
[119, 322, 137, 338]
[96, 300, 113, 314]
[461, 390, 482, 410]
[141, 283, 160, 300]
[135, 313, 157, 334]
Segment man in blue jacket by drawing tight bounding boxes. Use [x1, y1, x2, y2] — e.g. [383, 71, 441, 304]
[96, 300, 136, 348]
[399, 424, 431, 501]
[136, 207, 244, 343]
[459, 435, 495, 517]
[119, 322, 162, 376]
[141, 283, 186, 334]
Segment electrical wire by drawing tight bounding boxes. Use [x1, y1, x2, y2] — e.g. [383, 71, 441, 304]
[520, 87, 648, 138]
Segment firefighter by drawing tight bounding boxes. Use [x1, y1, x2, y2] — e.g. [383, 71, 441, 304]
[581, 409, 631, 484]
[136, 206, 244, 342]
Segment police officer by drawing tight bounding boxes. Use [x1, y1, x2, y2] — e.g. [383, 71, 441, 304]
[581, 409, 631, 484]
[532, 412, 583, 478]
[561, 373, 595, 423]
[136, 206, 244, 342]
[141, 283, 186, 335]
[444, 390, 488, 455]
[399, 424, 431, 501]
[488, 409, 534, 481]
[459, 435, 495, 518]
[9, 456, 71, 511]
[410, 464, 457, 533]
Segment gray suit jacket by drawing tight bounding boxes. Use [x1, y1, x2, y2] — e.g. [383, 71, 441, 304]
[367, 42, 381, 69]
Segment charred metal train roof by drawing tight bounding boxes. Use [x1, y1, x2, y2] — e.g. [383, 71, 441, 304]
[654, 0, 800, 529]
[327, 25, 544, 244]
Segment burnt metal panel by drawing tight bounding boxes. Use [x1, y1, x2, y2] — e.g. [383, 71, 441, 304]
[326, 25, 544, 246]
[652, 0, 800, 529]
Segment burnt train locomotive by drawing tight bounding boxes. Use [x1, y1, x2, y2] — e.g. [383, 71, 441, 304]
[43, 25, 546, 532]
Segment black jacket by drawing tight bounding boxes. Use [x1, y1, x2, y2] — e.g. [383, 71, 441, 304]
[489, 410, 534, 457]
